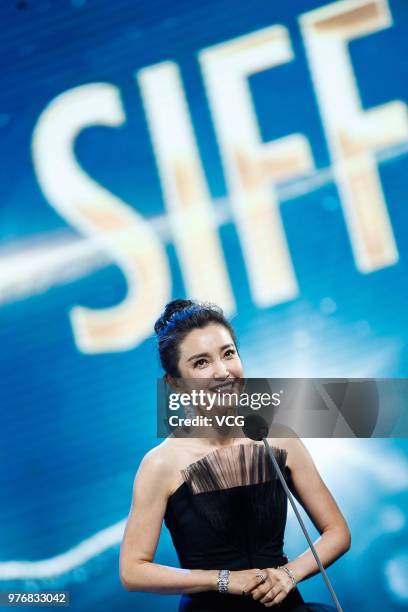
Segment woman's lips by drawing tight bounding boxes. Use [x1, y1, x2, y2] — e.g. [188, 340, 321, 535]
[210, 380, 239, 392]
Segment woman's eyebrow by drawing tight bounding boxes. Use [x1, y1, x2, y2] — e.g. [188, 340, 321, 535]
[186, 343, 234, 362]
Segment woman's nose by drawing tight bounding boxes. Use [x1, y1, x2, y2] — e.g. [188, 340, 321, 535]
[212, 360, 229, 378]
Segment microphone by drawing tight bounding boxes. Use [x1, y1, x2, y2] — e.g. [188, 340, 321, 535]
[243, 414, 343, 612]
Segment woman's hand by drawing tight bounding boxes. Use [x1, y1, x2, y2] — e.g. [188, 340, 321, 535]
[245, 567, 295, 607]
[227, 568, 266, 596]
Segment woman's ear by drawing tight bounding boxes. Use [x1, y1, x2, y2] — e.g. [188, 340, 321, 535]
[165, 374, 182, 393]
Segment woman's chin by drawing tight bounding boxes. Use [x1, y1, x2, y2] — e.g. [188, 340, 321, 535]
[211, 403, 239, 417]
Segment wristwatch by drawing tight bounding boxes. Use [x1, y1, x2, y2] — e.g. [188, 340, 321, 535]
[217, 569, 230, 594]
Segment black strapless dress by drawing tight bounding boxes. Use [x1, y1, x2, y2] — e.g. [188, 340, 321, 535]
[164, 443, 336, 612]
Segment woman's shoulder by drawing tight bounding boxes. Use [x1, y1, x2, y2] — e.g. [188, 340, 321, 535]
[266, 423, 299, 446]
[266, 424, 303, 471]
[133, 440, 178, 499]
[141, 438, 177, 469]
[140, 438, 200, 498]
[140, 438, 193, 478]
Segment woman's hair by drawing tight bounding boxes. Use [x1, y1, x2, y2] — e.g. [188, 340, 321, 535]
[154, 299, 239, 377]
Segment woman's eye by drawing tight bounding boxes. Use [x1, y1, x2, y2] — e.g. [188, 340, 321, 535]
[193, 350, 235, 367]
[194, 358, 207, 368]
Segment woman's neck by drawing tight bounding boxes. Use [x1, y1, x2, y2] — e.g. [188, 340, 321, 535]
[203, 422, 245, 447]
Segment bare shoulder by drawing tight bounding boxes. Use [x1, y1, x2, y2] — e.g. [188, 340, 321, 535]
[129, 440, 174, 504]
[137, 437, 192, 494]
[140, 438, 179, 472]
[266, 424, 307, 471]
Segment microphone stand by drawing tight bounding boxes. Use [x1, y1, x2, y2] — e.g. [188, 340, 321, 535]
[262, 437, 343, 612]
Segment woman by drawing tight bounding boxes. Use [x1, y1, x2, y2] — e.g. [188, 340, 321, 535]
[119, 299, 351, 611]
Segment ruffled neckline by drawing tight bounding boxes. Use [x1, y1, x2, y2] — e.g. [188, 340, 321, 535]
[168, 442, 288, 499]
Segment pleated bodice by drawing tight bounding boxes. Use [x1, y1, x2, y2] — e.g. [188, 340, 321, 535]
[164, 442, 315, 611]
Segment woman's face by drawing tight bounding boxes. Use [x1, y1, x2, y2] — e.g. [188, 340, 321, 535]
[168, 323, 244, 412]
[176, 323, 243, 382]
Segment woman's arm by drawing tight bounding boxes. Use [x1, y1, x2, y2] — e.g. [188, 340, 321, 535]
[120, 447, 261, 595]
[245, 438, 351, 606]
[281, 437, 351, 583]
[119, 447, 219, 594]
